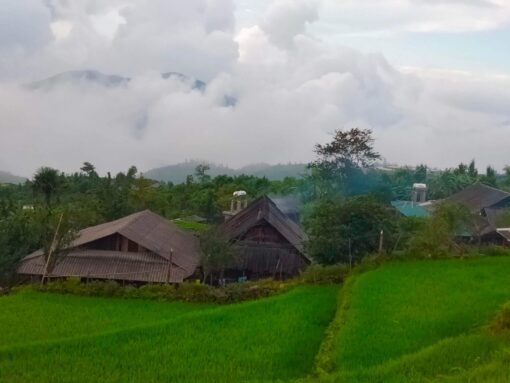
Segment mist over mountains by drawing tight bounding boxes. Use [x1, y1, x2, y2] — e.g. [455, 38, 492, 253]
[0, 171, 26, 184]
[144, 161, 308, 183]
[0, 162, 307, 185]
[28, 70, 207, 92]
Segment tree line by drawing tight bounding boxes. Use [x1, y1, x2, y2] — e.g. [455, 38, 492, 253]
[2, 128, 510, 285]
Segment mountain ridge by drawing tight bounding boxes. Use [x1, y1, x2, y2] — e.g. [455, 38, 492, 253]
[144, 161, 308, 183]
[0, 171, 27, 185]
[27, 70, 207, 91]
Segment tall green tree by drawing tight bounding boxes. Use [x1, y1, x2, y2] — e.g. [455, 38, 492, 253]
[304, 195, 397, 265]
[480, 166, 498, 187]
[195, 164, 211, 184]
[309, 128, 381, 198]
[32, 167, 61, 208]
[80, 162, 98, 178]
[200, 228, 238, 284]
[468, 160, 478, 179]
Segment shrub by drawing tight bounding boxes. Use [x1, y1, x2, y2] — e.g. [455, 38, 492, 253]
[478, 246, 510, 258]
[300, 264, 350, 284]
[489, 302, 510, 334]
[173, 283, 215, 302]
[222, 279, 288, 302]
[36, 278, 289, 304]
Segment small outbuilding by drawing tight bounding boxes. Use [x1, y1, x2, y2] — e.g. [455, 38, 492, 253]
[17, 210, 200, 284]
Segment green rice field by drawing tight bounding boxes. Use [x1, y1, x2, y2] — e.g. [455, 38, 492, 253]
[329, 257, 510, 382]
[0, 285, 337, 383]
[3, 257, 510, 382]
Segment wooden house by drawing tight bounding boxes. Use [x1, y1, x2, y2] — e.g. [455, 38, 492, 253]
[218, 196, 310, 279]
[17, 210, 200, 284]
[446, 183, 510, 243]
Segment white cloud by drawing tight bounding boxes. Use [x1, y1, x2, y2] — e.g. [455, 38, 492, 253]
[261, 0, 319, 48]
[0, 0, 510, 177]
[317, 0, 510, 34]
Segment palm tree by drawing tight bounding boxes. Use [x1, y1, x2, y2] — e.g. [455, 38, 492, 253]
[32, 167, 60, 208]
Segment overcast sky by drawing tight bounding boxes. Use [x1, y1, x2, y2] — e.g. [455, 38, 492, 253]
[1, 0, 510, 177]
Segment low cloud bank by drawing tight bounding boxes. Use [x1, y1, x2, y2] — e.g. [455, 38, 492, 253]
[1, 0, 510, 176]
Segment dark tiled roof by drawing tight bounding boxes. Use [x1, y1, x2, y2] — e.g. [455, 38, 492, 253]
[447, 183, 510, 212]
[219, 196, 308, 258]
[497, 229, 510, 242]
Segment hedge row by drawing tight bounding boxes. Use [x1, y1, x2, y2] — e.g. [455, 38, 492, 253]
[33, 277, 292, 304]
[6, 264, 351, 304]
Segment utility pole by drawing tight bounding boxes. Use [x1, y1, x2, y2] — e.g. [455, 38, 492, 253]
[378, 229, 384, 256]
[41, 213, 64, 287]
[166, 248, 174, 285]
[348, 238, 352, 270]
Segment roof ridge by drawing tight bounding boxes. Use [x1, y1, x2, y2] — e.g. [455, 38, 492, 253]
[471, 182, 510, 195]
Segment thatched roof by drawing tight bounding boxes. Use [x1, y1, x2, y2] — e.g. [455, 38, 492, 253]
[18, 210, 200, 283]
[219, 196, 308, 257]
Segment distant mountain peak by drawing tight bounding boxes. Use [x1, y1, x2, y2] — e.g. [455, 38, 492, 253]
[144, 161, 308, 183]
[28, 70, 207, 91]
[28, 70, 130, 90]
[0, 171, 26, 184]
[161, 72, 206, 91]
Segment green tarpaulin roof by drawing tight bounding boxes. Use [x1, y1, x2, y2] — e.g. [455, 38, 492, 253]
[391, 201, 430, 218]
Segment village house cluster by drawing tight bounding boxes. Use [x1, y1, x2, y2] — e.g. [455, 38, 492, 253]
[17, 194, 309, 284]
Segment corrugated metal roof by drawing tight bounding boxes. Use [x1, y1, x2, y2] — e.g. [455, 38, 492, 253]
[18, 249, 186, 283]
[18, 210, 200, 282]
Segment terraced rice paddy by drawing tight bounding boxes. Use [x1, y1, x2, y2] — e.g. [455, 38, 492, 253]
[0, 286, 337, 383]
[3, 256, 510, 383]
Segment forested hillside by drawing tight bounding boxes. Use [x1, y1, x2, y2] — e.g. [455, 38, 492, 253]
[144, 161, 308, 183]
[0, 171, 26, 184]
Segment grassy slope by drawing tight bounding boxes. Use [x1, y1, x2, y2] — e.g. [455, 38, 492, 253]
[173, 219, 210, 232]
[0, 285, 337, 383]
[332, 257, 510, 382]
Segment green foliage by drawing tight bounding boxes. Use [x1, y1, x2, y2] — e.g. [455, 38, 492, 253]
[37, 277, 292, 303]
[489, 302, 510, 334]
[0, 208, 41, 285]
[477, 245, 510, 257]
[480, 165, 498, 187]
[299, 264, 350, 284]
[381, 165, 427, 200]
[503, 166, 510, 189]
[305, 195, 398, 264]
[172, 219, 210, 232]
[428, 168, 476, 199]
[308, 128, 381, 198]
[408, 201, 474, 258]
[427, 160, 503, 199]
[319, 257, 510, 382]
[32, 166, 62, 207]
[495, 209, 510, 227]
[0, 162, 304, 286]
[199, 227, 240, 283]
[0, 286, 337, 382]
